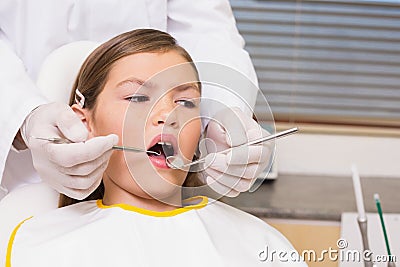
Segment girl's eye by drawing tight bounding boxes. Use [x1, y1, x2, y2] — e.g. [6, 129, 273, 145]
[176, 99, 197, 108]
[125, 95, 150, 103]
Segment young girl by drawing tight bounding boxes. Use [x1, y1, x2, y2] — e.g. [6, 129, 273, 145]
[5, 29, 306, 266]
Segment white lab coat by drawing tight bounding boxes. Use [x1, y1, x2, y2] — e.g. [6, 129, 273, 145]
[5, 197, 306, 266]
[0, 0, 258, 199]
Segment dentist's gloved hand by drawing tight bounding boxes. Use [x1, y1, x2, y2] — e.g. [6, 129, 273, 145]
[20, 102, 118, 200]
[203, 107, 272, 197]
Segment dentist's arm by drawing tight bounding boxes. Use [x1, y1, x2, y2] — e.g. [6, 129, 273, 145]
[0, 37, 47, 185]
[0, 36, 118, 200]
[168, 0, 271, 196]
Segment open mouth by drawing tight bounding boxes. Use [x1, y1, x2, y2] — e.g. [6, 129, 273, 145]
[147, 142, 175, 158]
[146, 134, 178, 169]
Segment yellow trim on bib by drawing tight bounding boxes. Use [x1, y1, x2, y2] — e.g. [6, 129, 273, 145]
[96, 196, 208, 217]
[6, 216, 33, 267]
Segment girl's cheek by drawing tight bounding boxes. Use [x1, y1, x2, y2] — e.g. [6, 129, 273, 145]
[179, 123, 201, 159]
[108, 151, 125, 172]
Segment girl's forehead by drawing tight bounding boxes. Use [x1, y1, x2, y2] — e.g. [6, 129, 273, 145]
[109, 51, 193, 80]
[107, 52, 199, 91]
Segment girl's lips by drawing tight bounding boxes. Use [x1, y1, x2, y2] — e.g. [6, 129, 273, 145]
[148, 154, 169, 169]
[147, 134, 178, 169]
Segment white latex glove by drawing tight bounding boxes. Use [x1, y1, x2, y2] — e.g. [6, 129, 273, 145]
[203, 107, 272, 197]
[20, 102, 118, 200]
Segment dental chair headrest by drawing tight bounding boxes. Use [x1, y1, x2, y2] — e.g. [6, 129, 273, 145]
[36, 41, 99, 103]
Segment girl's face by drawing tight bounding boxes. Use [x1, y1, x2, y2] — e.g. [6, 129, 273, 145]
[77, 51, 201, 203]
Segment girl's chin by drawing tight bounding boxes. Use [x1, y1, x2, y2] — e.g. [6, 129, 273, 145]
[134, 182, 184, 205]
[122, 170, 185, 191]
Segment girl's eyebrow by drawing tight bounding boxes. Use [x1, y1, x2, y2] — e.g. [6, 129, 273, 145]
[173, 82, 200, 92]
[116, 77, 199, 91]
[116, 77, 156, 89]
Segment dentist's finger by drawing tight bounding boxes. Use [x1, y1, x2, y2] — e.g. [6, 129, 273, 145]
[61, 161, 109, 190]
[213, 107, 248, 147]
[226, 145, 270, 165]
[56, 105, 88, 142]
[46, 134, 118, 167]
[58, 150, 113, 176]
[61, 175, 104, 201]
[205, 153, 261, 179]
[206, 175, 241, 198]
[204, 168, 253, 192]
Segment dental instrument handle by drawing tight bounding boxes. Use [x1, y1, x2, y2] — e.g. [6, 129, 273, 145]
[218, 127, 298, 155]
[112, 145, 145, 153]
[242, 127, 298, 146]
[196, 127, 299, 162]
[34, 137, 160, 155]
[357, 218, 373, 267]
[374, 194, 396, 266]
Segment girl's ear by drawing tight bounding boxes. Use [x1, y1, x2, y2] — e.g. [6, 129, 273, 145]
[71, 104, 94, 138]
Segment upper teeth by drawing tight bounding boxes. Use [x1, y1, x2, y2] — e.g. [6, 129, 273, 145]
[157, 142, 172, 146]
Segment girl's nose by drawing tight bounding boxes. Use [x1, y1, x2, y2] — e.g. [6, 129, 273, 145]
[151, 99, 178, 128]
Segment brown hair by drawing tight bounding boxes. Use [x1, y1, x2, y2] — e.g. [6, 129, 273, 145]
[59, 29, 203, 208]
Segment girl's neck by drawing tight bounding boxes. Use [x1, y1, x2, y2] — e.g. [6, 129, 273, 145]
[102, 173, 183, 212]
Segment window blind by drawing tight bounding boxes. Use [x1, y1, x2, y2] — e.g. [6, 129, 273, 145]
[230, 0, 400, 127]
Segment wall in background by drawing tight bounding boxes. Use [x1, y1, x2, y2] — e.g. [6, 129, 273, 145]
[275, 133, 400, 178]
